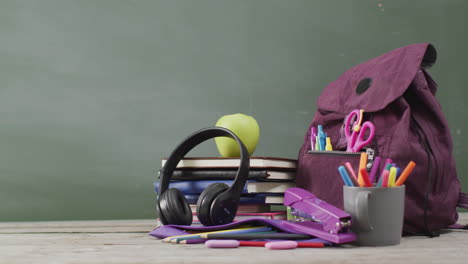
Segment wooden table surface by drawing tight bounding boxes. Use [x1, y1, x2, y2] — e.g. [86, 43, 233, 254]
[1, 214, 467, 264]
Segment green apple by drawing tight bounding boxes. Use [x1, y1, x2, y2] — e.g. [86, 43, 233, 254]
[215, 113, 260, 157]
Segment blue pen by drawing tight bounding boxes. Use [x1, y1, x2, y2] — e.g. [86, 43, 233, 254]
[318, 125, 326, 150]
[338, 166, 354, 186]
[395, 167, 401, 181]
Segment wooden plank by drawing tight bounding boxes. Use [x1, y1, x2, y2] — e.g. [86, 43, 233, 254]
[0, 219, 157, 234]
[0, 215, 467, 264]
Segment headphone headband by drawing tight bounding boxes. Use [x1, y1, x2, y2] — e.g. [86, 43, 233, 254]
[159, 126, 250, 199]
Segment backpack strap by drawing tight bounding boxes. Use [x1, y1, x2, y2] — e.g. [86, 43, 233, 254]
[448, 193, 468, 230]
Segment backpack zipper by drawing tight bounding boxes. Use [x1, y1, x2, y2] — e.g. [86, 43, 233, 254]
[410, 115, 439, 237]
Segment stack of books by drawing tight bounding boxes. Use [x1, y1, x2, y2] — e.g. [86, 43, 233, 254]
[155, 157, 297, 222]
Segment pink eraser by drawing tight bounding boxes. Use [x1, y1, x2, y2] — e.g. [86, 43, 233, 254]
[205, 240, 240, 248]
[264, 241, 298, 250]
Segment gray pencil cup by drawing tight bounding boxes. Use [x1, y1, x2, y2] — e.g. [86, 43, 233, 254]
[343, 185, 405, 246]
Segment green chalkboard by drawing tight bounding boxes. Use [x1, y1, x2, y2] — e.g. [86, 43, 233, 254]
[1, 0, 467, 221]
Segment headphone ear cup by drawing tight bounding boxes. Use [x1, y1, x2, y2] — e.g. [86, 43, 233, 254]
[158, 188, 193, 226]
[196, 183, 229, 226]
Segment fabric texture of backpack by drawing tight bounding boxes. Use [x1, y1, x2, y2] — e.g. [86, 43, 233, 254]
[296, 43, 468, 236]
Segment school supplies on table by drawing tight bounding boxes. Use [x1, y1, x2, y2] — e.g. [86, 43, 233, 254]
[337, 157, 416, 189]
[149, 217, 333, 245]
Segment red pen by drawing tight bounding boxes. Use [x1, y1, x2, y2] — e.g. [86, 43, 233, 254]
[238, 241, 324, 248]
[359, 168, 373, 187]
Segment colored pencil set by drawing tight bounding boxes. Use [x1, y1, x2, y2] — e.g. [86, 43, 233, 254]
[338, 152, 416, 187]
[161, 225, 325, 249]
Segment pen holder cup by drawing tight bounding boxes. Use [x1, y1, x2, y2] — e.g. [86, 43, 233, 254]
[343, 185, 405, 246]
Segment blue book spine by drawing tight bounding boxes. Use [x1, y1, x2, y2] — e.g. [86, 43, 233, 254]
[183, 193, 282, 204]
[154, 180, 246, 194]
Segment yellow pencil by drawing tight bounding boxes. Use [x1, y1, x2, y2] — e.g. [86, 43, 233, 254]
[358, 152, 368, 187]
[161, 225, 269, 243]
[388, 167, 397, 187]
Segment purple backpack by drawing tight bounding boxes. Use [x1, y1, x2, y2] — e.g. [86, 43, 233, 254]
[296, 43, 468, 236]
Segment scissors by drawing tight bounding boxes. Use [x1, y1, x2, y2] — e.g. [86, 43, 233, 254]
[344, 109, 375, 152]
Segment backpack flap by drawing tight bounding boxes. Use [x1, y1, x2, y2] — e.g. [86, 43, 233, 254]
[317, 43, 436, 114]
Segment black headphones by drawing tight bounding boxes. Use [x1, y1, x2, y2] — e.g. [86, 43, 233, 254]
[156, 127, 250, 226]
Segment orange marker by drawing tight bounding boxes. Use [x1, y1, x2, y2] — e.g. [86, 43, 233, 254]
[357, 152, 368, 187]
[359, 168, 373, 187]
[395, 161, 416, 186]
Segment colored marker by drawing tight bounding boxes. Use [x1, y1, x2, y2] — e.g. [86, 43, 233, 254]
[368, 156, 381, 183]
[395, 161, 416, 186]
[345, 161, 359, 186]
[344, 163, 359, 187]
[379, 163, 392, 184]
[359, 168, 373, 187]
[381, 169, 390, 188]
[357, 152, 368, 187]
[338, 166, 354, 186]
[325, 137, 333, 151]
[376, 173, 384, 187]
[317, 125, 325, 150]
[387, 167, 397, 187]
[310, 127, 317, 151]
[385, 158, 393, 166]
[395, 167, 401, 181]
[315, 136, 320, 151]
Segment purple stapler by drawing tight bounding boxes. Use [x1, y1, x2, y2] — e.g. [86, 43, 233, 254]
[281, 187, 356, 244]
